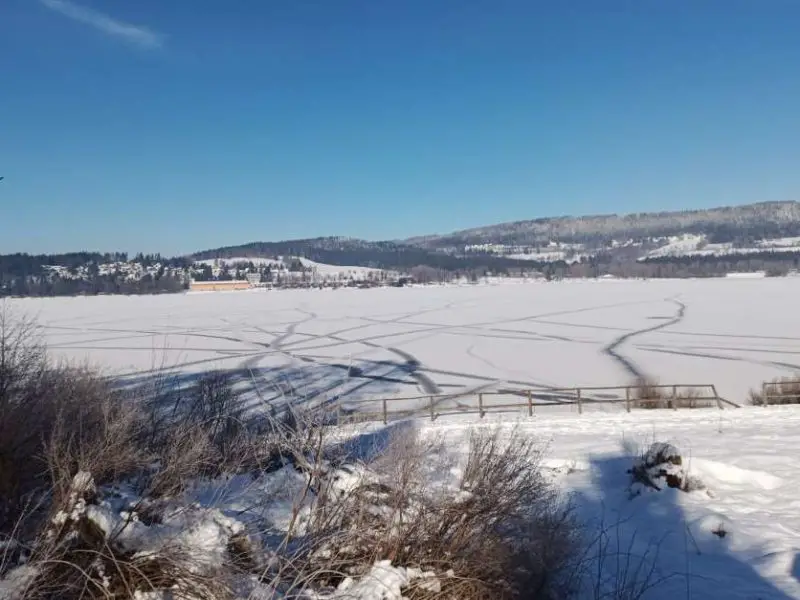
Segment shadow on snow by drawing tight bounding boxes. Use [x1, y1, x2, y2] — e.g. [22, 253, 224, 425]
[570, 452, 795, 599]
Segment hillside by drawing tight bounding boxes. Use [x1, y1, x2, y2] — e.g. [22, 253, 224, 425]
[191, 238, 544, 273]
[190, 201, 800, 278]
[405, 201, 800, 248]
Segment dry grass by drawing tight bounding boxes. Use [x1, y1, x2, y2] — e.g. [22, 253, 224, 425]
[0, 309, 150, 539]
[630, 378, 715, 409]
[0, 308, 253, 598]
[750, 376, 800, 406]
[295, 426, 580, 599]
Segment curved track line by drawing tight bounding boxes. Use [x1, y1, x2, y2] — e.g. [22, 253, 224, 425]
[603, 298, 686, 380]
[638, 346, 800, 372]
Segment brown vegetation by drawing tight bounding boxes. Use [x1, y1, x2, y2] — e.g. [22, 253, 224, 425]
[297, 427, 580, 599]
[749, 376, 800, 405]
[631, 377, 716, 409]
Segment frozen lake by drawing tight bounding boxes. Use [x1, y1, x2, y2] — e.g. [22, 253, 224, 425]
[9, 277, 800, 409]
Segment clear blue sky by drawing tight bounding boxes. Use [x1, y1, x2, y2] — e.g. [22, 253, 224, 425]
[2, 0, 799, 256]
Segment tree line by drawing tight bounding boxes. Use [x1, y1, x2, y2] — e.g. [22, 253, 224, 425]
[0, 252, 191, 297]
[2, 273, 188, 297]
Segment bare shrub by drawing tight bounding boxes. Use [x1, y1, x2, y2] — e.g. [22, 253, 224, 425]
[0, 308, 49, 525]
[0, 309, 148, 538]
[299, 426, 580, 599]
[45, 374, 150, 501]
[186, 371, 239, 434]
[748, 388, 765, 406]
[141, 370, 289, 495]
[146, 422, 219, 498]
[0, 307, 47, 404]
[631, 378, 712, 409]
[631, 378, 669, 409]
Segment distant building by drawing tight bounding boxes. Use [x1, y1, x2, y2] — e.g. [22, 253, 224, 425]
[189, 280, 252, 292]
[246, 272, 263, 285]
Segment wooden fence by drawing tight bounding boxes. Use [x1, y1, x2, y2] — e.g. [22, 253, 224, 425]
[760, 379, 800, 406]
[333, 383, 739, 425]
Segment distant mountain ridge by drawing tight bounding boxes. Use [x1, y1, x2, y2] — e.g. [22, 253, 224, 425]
[404, 201, 800, 248]
[186, 200, 800, 278]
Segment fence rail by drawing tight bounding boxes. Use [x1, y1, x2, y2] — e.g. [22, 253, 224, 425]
[332, 383, 739, 424]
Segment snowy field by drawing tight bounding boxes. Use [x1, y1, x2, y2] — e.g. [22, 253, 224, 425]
[416, 407, 800, 599]
[8, 276, 800, 411]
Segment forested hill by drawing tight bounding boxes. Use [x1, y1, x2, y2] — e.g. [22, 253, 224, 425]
[192, 238, 543, 271]
[406, 201, 800, 248]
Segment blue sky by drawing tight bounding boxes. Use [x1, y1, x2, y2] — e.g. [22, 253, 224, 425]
[2, 1, 800, 255]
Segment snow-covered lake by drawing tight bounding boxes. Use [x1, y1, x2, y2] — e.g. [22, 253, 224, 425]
[9, 276, 800, 408]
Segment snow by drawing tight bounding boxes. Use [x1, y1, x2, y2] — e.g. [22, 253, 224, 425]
[195, 257, 280, 266]
[424, 405, 800, 598]
[646, 234, 707, 258]
[507, 251, 587, 264]
[759, 236, 800, 248]
[86, 502, 245, 573]
[0, 566, 39, 600]
[296, 257, 384, 278]
[330, 561, 443, 599]
[645, 234, 800, 260]
[333, 561, 411, 600]
[194, 256, 385, 280]
[9, 277, 800, 409]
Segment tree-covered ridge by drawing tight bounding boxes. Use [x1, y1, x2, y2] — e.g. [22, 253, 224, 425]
[192, 238, 546, 271]
[406, 201, 800, 247]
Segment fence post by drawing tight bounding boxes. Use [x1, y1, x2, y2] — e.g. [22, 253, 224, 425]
[429, 396, 435, 421]
[625, 387, 631, 412]
[527, 389, 533, 417]
[672, 385, 678, 410]
[577, 388, 582, 414]
[478, 393, 484, 418]
[382, 398, 388, 424]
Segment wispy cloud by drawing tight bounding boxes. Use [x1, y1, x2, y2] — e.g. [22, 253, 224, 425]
[39, 0, 164, 49]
